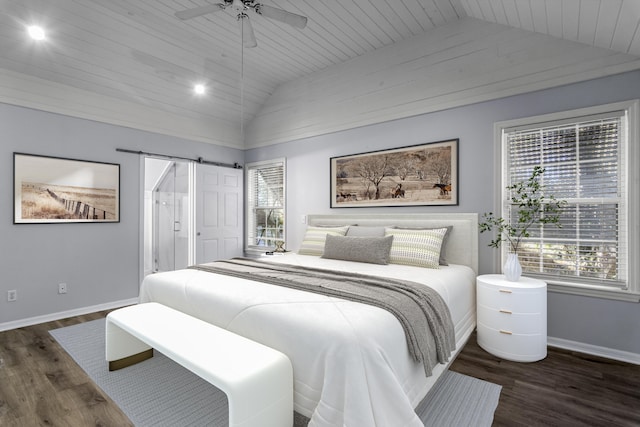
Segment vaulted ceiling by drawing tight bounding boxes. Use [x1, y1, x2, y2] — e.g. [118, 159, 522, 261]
[2, 0, 639, 149]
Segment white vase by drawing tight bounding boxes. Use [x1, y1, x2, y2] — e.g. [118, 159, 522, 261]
[503, 253, 522, 282]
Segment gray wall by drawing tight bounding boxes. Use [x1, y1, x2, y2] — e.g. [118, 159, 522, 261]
[246, 70, 640, 355]
[2, 71, 637, 355]
[0, 103, 243, 326]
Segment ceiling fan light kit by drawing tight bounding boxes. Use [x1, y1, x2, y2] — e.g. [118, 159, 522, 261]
[175, 0, 308, 47]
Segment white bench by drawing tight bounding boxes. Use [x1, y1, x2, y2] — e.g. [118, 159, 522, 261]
[105, 302, 293, 427]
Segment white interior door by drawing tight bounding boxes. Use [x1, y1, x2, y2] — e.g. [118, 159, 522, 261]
[195, 164, 243, 263]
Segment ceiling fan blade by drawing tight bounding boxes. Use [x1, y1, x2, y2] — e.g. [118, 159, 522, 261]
[175, 4, 226, 20]
[254, 4, 307, 29]
[238, 14, 257, 48]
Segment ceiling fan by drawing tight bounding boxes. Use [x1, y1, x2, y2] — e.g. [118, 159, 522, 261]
[175, 0, 308, 48]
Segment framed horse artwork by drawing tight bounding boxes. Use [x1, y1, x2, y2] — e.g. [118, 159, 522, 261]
[330, 139, 458, 208]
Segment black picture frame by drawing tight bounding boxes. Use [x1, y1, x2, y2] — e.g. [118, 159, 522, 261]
[330, 139, 458, 208]
[13, 152, 120, 223]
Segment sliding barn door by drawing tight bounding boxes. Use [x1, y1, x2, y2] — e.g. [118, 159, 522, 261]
[195, 164, 243, 263]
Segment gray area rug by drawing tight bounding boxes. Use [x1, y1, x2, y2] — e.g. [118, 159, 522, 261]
[50, 319, 501, 426]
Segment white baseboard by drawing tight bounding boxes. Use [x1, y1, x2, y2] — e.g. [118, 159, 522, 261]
[3, 303, 638, 366]
[548, 336, 640, 365]
[0, 298, 139, 332]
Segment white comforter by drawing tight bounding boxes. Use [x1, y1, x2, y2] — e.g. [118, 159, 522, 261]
[139, 254, 476, 427]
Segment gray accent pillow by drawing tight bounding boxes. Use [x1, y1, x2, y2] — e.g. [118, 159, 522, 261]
[346, 226, 386, 237]
[322, 235, 394, 265]
[393, 226, 453, 265]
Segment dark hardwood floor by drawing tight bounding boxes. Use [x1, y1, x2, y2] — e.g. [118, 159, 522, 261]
[1, 312, 639, 426]
[450, 335, 640, 427]
[0, 311, 132, 427]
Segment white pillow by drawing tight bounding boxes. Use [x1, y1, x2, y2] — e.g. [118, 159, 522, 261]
[385, 227, 448, 269]
[298, 225, 349, 256]
[345, 225, 386, 237]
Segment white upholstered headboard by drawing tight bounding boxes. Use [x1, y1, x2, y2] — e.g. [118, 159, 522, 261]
[307, 213, 478, 274]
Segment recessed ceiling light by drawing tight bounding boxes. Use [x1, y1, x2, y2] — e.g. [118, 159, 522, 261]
[193, 84, 207, 95]
[27, 25, 46, 41]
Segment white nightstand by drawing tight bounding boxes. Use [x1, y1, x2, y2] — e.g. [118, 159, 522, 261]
[476, 274, 547, 362]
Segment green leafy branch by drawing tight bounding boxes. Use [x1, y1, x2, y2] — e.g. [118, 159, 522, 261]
[479, 166, 566, 253]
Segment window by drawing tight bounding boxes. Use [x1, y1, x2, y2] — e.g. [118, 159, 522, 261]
[496, 101, 639, 301]
[245, 158, 285, 252]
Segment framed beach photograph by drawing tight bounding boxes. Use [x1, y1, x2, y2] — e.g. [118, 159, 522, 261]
[330, 139, 458, 208]
[14, 153, 120, 223]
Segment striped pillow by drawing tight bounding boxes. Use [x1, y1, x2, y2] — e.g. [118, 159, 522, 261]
[393, 226, 453, 265]
[298, 225, 349, 256]
[385, 227, 448, 269]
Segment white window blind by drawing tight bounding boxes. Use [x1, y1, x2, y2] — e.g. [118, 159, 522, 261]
[246, 159, 285, 250]
[503, 111, 628, 289]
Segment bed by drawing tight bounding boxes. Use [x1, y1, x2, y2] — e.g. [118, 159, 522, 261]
[139, 213, 478, 427]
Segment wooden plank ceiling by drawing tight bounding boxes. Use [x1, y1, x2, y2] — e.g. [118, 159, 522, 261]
[0, 0, 639, 149]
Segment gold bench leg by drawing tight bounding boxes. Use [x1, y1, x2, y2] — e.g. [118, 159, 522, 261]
[108, 348, 154, 371]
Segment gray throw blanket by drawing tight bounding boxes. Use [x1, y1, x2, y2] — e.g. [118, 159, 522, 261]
[188, 258, 455, 376]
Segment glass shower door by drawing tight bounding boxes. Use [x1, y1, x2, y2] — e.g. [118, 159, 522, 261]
[153, 161, 189, 272]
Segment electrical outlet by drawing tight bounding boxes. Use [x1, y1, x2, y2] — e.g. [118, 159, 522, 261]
[7, 290, 17, 302]
[58, 283, 67, 294]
